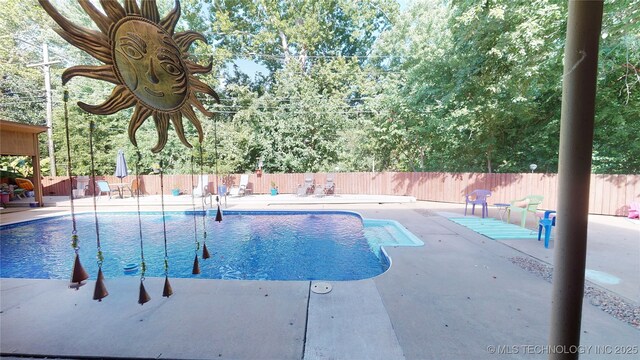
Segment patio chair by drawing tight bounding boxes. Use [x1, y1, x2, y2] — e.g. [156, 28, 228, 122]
[217, 184, 229, 196]
[11, 186, 25, 199]
[241, 174, 253, 195]
[628, 202, 639, 219]
[192, 175, 209, 197]
[130, 178, 141, 197]
[303, 173, 315, 196]
[324, 173, 336, 195]
[113, 180, 134, 198]
[15, 178, 34, 198]
[464, 189, 491, 218]
[507, 195, 544, 227]
[538, 210, 556, 248]
[95, 180, 118, 199]
[229, 174, 251, 196]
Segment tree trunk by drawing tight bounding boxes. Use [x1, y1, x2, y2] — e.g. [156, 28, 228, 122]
[299, 45, 308, 71]
[279, 31, 290, 64]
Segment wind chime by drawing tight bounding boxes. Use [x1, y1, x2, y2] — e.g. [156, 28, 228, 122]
[64, 90, 88, 289]
[40, 0, 221, 302]
[213, 117, 224, 223]
[135, 149, 151, 305]
[190, 154, 201, 275]
[190, 144, 213, 276]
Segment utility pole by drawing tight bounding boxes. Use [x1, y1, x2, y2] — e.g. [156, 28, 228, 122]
[27, 43, 60, 176]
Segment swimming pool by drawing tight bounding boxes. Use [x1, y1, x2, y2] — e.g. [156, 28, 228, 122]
[0, 211, 422, 281]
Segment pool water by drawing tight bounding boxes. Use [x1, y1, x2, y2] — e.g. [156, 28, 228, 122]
[0, 211, 418, 281]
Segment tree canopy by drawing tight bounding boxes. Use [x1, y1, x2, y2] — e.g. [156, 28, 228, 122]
[1, 0, 638, 176]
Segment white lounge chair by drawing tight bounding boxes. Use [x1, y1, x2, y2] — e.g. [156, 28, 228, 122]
[192, 175, 209, 197]
[229, 174, 251, 196]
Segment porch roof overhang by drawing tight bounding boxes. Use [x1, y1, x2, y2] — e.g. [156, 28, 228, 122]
[0, 120, 48, 156]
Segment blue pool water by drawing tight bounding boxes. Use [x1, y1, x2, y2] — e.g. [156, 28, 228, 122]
[0, 211, 420, 281]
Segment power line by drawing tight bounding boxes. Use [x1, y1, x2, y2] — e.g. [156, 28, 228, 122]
[216, 96, 373, 101]
[211, 110, 375, 115]
[0, 98, 46, 106]
[191, 45, 415, 60]
[11, 33, 410, 62]
[8, 94, 376, 107]
[0, 90, 46, 95]
[0, 93, 46, 100]
[211, 104, 369, 109]
[243, 53, 409, 60]
[12, 36, 67, 60]
[0, 94, 46, 99]
[41, 101, 377, 115]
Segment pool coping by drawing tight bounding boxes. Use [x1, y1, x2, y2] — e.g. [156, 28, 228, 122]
[0, 209, 366, 228]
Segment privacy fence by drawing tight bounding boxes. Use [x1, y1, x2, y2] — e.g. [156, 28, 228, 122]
[40, 172, 640, 216]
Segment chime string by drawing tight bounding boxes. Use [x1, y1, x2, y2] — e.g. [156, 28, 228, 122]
[199, 145, 207, 237]
[62, 90, 77, 238]
[159, 159, 169, 277]
[88, 120, 103, 267]
[190, 153, 199, 255]
[135, 148, 146, 280]
[213, 118, 219, 190]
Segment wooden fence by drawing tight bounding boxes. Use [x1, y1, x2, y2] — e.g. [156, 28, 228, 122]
[40, 172, 640, 216]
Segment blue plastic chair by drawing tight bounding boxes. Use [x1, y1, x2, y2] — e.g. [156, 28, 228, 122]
[538, 210, 556, 248]
[464, 189, 492, 218]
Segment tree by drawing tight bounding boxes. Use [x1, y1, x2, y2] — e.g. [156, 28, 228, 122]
[419, 0, 566, 173]
[204, 0, 397, 72]
[2, 0, 637, 176]
[225, 62, 360, 173]
[195, 0, 399, 173]
[592, 0, 640, 173]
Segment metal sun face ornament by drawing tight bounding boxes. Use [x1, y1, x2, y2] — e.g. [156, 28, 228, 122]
[39, 0, 220, 153]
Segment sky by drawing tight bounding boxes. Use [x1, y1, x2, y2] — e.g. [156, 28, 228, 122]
[225, 59, 268, 82]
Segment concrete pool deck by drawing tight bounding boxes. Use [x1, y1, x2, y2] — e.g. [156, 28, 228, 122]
[1, 195, 638, 359]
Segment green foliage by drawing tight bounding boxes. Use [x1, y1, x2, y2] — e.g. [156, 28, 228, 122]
[592, 0, 640, 173]
[0, 1, 53, 125]
[371, 0, 566, 173]
[364, 0, 638, 174]
[0, 155, 49, 178]
[202, 0, 397, 173]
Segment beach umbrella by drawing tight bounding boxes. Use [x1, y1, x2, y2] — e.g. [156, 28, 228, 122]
[114, 149, 128, 179]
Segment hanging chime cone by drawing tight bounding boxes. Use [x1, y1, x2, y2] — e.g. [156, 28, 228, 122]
[93, 268, 108, 301]
[162, 276, 173, 298]
[192, 254, 200, 274]
[215, 205, 223, 222]
[138, 281, 151, 305]
[202, 242, 211, 259]
[70, 253, 89, 286]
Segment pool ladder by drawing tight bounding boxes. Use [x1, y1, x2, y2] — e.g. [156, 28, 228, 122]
[203, 193, 227, 209]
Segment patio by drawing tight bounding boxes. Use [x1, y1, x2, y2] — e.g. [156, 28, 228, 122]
[1, 196, 638, 359]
